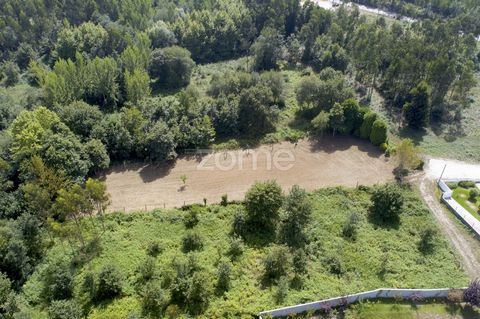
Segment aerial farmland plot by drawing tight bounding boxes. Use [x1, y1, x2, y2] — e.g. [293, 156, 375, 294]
[1, 0, 480, 318]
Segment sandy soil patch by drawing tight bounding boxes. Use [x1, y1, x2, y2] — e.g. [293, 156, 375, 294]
[104, 136, 394, 212]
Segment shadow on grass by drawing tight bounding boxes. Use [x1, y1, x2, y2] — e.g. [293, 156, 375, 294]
[367, 211, 401, 231]
[240, 227, 277, 248]
[445, 303, 480, 318]
[397, 126, 428, 146]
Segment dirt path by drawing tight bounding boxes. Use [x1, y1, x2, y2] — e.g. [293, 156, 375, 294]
[417, 175, 480, 278]
[104, 136, 394, 212]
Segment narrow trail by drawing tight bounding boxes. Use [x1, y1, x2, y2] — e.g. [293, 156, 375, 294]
[416, 175, 480, 278]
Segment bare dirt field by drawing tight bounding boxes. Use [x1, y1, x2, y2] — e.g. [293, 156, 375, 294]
[104, 136, 394, 212]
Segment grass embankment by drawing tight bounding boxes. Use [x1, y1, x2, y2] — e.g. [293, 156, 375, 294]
[21, 186, 468, 318]
[345, 300, 480, 319]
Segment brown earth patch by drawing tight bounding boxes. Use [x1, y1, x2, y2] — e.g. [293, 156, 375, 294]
[104, 136, 394, 212]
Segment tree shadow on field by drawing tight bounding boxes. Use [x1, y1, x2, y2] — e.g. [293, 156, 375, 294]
[398, 126, 427, 146]
[309, 135, 384, 158]
[240, 227, 277, 249]
[139, 160, 176, 183]
[98, 160, 176, 183]
[446, 303, 480, 318]
[367, 210, 401, 230]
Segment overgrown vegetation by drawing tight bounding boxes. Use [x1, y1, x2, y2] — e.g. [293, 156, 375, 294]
[14, 185, 467, 318]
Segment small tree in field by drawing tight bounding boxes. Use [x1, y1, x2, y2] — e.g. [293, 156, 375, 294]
[263, 245, 290, 281]
[370, 184, 404, 224]
[281, 185, 312, 247]
[244, 181, 284, 232]
[395, 139, 422, 179]
[464, 279, 480, 306]
[215, 261, 231, 294]
[311, 111, 330, 135]
[95, 264, 123, 301]
[180, 175, 187, 185]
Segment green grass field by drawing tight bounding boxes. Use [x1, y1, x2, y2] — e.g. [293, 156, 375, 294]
[344, 300, 480, 319]
[452, 187, 480, 219]
[19, 186, 468, 319]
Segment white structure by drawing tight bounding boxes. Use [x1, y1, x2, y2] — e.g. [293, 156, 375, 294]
[438, 180, 480, 238]
[259, 288, 458, 318]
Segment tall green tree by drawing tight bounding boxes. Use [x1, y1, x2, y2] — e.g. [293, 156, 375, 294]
[124, 69, 151, 104]
[403, 81, 430, 129]
[148, 46, 195, 89]
[251, 28, 284, 71]
[244, 180, 284, 232]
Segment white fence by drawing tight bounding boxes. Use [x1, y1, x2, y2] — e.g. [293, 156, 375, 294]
[438, 179, 480, 238]
[259, 288, 459, 318]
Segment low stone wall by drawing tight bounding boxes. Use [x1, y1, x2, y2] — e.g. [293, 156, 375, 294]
[259, 288, 458, 318]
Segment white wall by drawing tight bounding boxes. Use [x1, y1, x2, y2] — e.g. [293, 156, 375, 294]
[259, 288, 458, 318]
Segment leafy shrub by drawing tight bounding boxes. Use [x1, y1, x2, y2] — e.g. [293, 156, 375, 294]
[186, 272, 212, 315]
[148, 46, 195, 89]
[182, 231, 204, 252]
[369, 119, 388, 146]
[141, 281, 168, 315]
[2, 61, 20, 87]
[184, 207, 200, 228]
[370, 184, 404, 224]
[446, 182, 458, 189]
[231, 209, 247, 235]
[42, 260, 73, 301]
[146, 241, 162, 257]
[228, 236, 244, 260]
[221, 194, 228, 206]
[469, 189, 479, 202]
[459, 181, 476, 188]
[379, 143, 388, 152]
[281, 185, 312, 247]
[292, 249, 307, 275]
[215, 261, 231, 294]
[81, 272, 96, 301]
[165, 305, 181, 318]
[342, 212, 360, 241]
[359, 112, 377, 139]
[274, 276, 289, 304]
[48, 300, 82, 319]
[244, 181, 284, 232]
[263, 246, 290, 281]
[95, 264, 123, 301]
[136, 257, 157, 285]
[324, 255, 345, 275]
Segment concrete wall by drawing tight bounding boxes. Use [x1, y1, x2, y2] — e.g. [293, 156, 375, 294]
[259, 288, 458, 318]
[438, 180, 480, 238]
